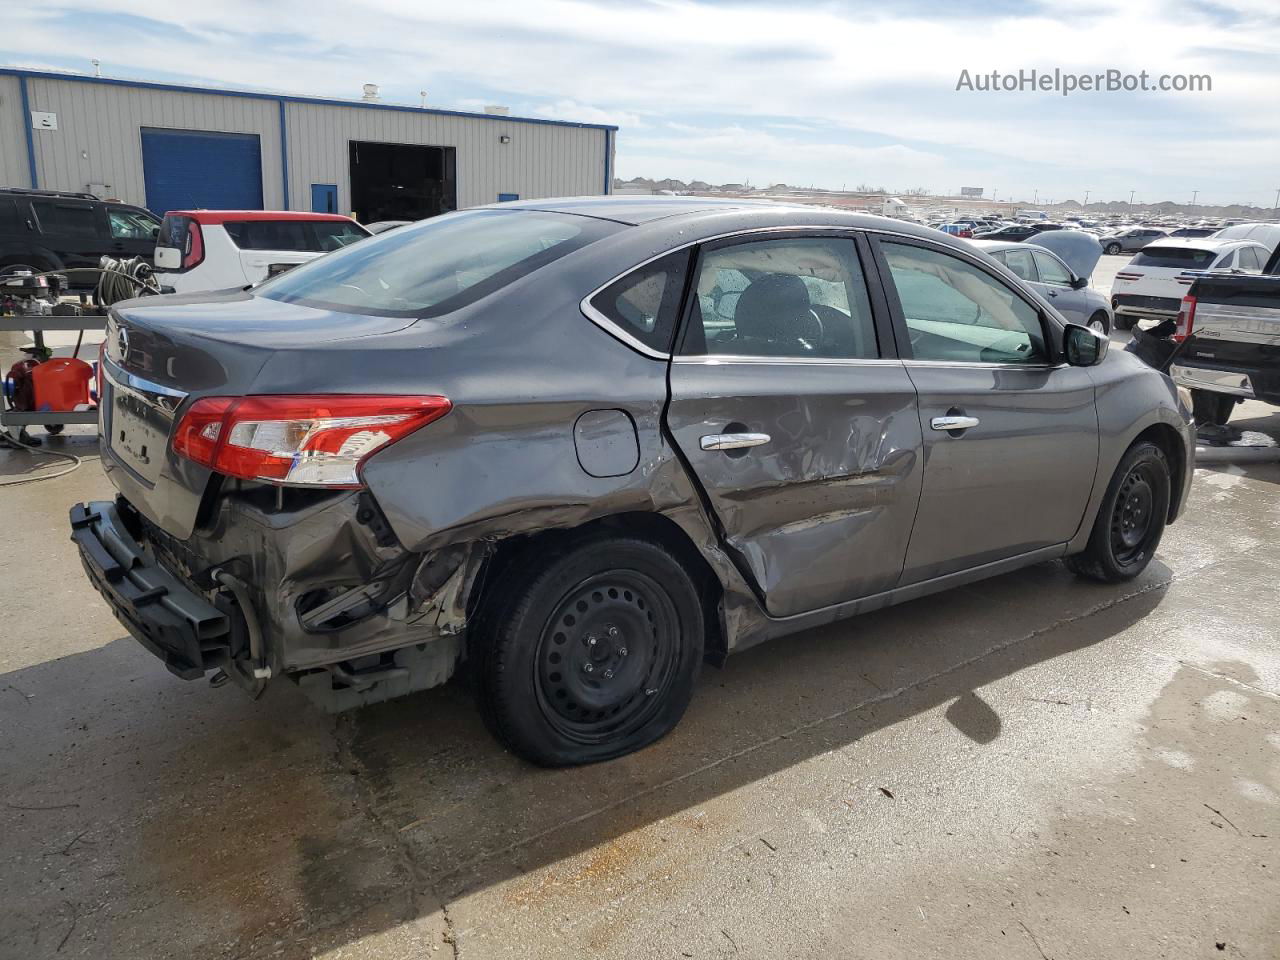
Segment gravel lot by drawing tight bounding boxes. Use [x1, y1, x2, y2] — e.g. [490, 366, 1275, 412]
[1, 254, 1278, 959]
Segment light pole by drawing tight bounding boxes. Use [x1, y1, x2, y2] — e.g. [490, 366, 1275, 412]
[1083, 190, 1090, 210]
[1191, 190, 1198, 207]
[1033, 189, 1039, 205]
[1129, 190, 1136, 207]
[1274, 187, 1279, 212]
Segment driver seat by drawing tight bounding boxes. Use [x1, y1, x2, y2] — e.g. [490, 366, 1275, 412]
[730, 274, 817, 355]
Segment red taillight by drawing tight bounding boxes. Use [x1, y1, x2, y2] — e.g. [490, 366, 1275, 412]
[1174, 295, 1196, 343]
[183, 219, 204, 270]
[172, 395, 451, 488]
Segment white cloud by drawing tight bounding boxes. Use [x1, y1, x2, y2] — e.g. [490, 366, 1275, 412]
[4, 0, 1278, 203]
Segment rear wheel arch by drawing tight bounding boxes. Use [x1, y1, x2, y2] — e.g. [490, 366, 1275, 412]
[0, 249, 60, 274]
[467, 511, 726, 663]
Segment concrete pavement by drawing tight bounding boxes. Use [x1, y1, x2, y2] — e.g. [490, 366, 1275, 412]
[2, 419, 1278, 958]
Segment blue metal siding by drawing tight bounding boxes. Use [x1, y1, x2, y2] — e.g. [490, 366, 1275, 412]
[497, 192, 519, 202]
[141, 128, 264, 214]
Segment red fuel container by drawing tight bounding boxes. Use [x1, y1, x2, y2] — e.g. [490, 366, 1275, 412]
[32, 358, 94, 413]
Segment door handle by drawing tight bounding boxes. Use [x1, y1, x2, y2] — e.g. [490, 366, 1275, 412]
[700, 432, 770, 451]
[930, 415, 980, 432]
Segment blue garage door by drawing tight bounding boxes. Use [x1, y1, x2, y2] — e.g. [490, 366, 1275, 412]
[141, 128, 264, 215]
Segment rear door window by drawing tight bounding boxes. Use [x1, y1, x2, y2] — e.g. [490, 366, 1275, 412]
[224, 220, 368, 252]
[679, 236, 879, 359]
[1130, 247, 1217, 269]
[31, 200, 101, 237]
[998, 248, 1038, 282]
[587, 251, 690, 354]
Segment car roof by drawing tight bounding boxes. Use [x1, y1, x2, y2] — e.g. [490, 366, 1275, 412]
[484, 195, 813, 225]
[167, 210, 357, 224]
[1142, 237, 1266, 251]
[474, 196, 970, 250]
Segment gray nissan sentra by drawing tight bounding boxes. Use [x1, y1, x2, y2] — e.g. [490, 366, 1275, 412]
[71, 196, 1194, 766]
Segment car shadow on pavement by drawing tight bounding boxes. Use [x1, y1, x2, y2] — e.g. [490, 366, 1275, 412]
[0, 558, 1170, 959]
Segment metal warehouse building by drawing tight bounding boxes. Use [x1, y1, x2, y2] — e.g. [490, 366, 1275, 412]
[0, 68, 615, 221]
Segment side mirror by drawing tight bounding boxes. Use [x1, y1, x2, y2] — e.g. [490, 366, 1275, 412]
[1070, 276, 1088, 290]
[151, 226, 160, 239]
[1064, 323, 1108, 366]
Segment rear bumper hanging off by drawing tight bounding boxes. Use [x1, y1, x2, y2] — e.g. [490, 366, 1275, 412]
[69, 501, 231, 679]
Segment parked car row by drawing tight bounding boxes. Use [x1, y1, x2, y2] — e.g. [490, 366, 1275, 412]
[0, 186, 377, 294]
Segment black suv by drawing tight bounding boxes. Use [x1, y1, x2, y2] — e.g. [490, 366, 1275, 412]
[0, 188, 161, 286]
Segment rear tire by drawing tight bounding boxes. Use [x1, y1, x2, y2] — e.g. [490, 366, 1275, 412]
[473, 534, 703, 766]
[1105, 243, 1122, 255]
[1066, 441, 1171, 583]
[1191, 389, 1235, 427]
[1114, 314, 1136, 331]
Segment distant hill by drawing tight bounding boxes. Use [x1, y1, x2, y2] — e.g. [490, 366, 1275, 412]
[612, 177, 1279, 218]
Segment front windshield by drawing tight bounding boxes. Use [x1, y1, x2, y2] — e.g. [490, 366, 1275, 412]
[255, 208, 620, 317]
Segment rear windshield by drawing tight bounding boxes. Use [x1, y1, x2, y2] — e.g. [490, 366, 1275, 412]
[1130, 246, 1218, 269]
[256, 209, 620, 317]
[224, 219, 368, 252]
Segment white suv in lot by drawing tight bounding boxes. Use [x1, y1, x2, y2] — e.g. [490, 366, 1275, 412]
[1110, 237, 1270, 330]
[154, 211, 370, 294]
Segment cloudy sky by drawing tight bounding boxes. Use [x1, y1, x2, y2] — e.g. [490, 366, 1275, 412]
[5, 0, 1279, 205]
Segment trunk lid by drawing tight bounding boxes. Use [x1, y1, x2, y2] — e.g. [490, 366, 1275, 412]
[101, 289, 417, 539]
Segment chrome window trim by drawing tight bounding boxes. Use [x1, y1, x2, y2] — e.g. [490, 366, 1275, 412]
[902, 359, 1064, 371]
[577, 221, 1052, 362]
[671, 354, 896, 367]
[579, 224, 875, 360]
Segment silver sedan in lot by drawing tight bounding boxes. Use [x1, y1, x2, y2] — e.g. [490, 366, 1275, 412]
[71, 197, 1193, 766]
[972, 238, 1114, 333]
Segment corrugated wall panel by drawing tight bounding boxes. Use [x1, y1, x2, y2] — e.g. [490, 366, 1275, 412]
[23, 78, 282, 210]
[0, 76, 32, 188]
[284, 102, 606, 218]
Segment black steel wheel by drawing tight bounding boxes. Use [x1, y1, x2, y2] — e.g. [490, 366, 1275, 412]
[1067, 440, 1171, 583]
[474, 533, 703, 766]
[534, 570, 680, 745]
[1109, 462, 1157, 565]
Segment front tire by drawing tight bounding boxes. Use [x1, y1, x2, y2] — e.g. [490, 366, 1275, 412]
[1088, 311, 1111, 335]
[474, 534, 703, 766]
[1067, 441, 1171, 583]
[1105, 243, 1122, 255]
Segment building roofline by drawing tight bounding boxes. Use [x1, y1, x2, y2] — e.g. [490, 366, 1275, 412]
[0, 66, 619, 132]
